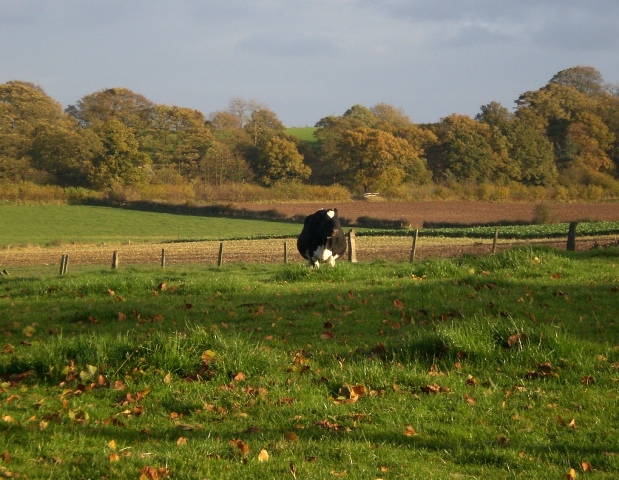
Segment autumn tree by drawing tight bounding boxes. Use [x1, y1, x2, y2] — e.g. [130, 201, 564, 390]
[335, 127, 430, 193]
[244, 107, 285, 145]
[0, 80, 98, 186]
[549, 66, 607, 97]
[371, 103, 413, 132]
[199, 140, 253, 185]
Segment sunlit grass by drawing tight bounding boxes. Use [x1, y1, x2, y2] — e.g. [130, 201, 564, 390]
[1, 248, 618, 478]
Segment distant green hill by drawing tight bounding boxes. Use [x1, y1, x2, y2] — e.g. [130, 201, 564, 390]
[286, 127, 317, 143]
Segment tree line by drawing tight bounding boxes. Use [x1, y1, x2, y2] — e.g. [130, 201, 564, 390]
[1, 65, 618, 201]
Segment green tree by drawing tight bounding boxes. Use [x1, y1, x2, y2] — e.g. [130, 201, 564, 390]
[150, 106, 215, 178]
[30, 121, 100, 186]
[505, 119, 557, 185]
[255, 135, 310, 185]
[89, 119, 152, 188]
[428, 114, 497, 183]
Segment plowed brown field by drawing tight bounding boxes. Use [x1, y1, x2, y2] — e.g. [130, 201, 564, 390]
[233, 200, 619, 227]
[1, 201, 617, 269]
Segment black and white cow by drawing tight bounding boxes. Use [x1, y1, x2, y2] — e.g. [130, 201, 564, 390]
[297, 208, 346, 268]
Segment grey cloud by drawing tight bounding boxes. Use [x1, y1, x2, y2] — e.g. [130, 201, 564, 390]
[237, 32, 338, 58]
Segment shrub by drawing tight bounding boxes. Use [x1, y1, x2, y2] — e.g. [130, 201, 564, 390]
[532, 203, 552, 224]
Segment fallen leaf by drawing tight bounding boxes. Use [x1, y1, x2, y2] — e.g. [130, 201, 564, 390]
[22, 325, 36, 337]
[393, 299, 404, 309]
[257, 449, 269, 462]
[234, 372, 246, 382]
[404, 425, 417, 436]
[465, 375, 478, 387]
[496, 434, 510, 445]
[286, 432, 299, 442]
[177, 437, 187, 445]
[464, 394, 476, 405]
[109, 452, 120, 462]
[565, 468, 577, 479]
[201, 350, 217, 365]
[230, 439, 249, 456]
[581, 461, 593, 472]
[506, 332, 528, 348]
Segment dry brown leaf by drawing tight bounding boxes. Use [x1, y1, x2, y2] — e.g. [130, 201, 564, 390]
[496, 434, 510, 445]
[286, 432, 299, 442]
[464, 394, 476, 405]
[234, 372, 246, 382]
[109, 452, 120, 462]
[404, 425, 417, 436]
[565, 468, 577, 479]
[230, 438, 250, 456]
[465, 375, 478, 387]
[581, 461, 593, 472]
[176, 437, 187, 446]
[506, 332, 528, 348]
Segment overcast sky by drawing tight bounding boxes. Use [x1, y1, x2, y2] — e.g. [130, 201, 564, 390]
[2, 0, 619, 126]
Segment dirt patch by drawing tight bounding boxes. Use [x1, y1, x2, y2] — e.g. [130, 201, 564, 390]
[1, 235, 616, 270]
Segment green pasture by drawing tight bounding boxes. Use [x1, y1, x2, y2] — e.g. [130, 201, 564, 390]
[1, 248, 618, 478]
[0, 205, 305, 247]
[286, 127, 318, 143]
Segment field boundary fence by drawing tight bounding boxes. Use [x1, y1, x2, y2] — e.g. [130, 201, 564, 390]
[1, 221, 618, 277]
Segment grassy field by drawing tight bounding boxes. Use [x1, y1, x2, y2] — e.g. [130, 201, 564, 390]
[287, 127, 318, 143]
[1, 247, 618, 478]
[0, 205, 305, 247]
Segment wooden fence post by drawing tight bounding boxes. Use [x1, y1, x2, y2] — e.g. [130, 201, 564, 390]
[283, 241, 288, 264]
[566, 222, 578, 251]
[410, 229, 419, 262]
[161, 249, 166, 268]
[59, 254, 68, 275]
[347, 230, 357, 263]
[492, 229, 499, 255]
[112, 251, 119, 269]
[217, 242, 224, 266]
